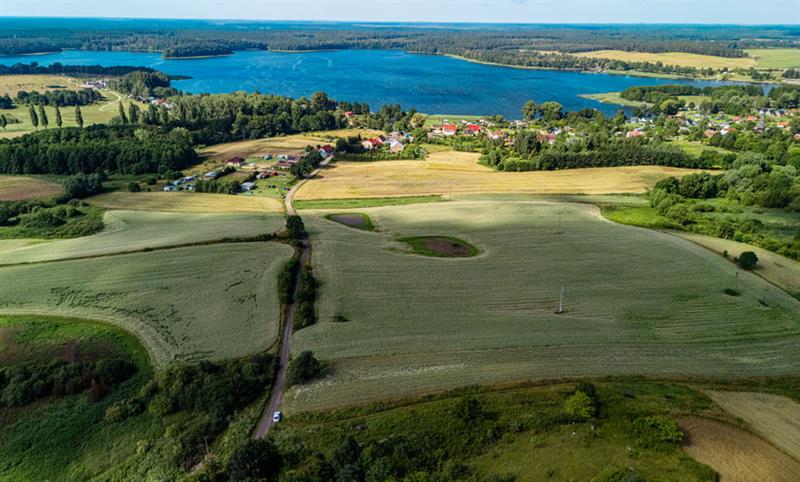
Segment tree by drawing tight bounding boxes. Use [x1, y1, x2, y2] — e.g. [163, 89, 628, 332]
[454, 395, 484, 423]
[127, 181, 141, 192]
[0, 114, 6, 130]
[286, 215, 306, 239]
[737, 251, 758, 270]
[38, 105, 48, 129]
[54, 104, 62, 128]
[565, 390, 596, 420]
[286, 351, 321, 386]
[538, 101, 563, 121]
[28, 104, 38, 129]
[128, 103, 140, 124]
[74, 105, 83, 128]
[118, 102, 128, 124]
[522, 100, 538, 121]
[227, 439, 282, 481]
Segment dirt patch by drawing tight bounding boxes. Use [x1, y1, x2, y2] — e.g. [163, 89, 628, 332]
[399, 236, 479, 258]
[0, 175, 63, 201]
[679, 416, 800, 481]
[327, 213, 375, 231]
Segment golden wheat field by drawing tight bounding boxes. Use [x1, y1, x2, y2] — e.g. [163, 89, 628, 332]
[575, 50, 756, 69]
[88, 191, 284, 213]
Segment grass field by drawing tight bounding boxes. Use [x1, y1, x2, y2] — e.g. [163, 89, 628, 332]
[575, 50, 756, 69]
[580, 92, 647, 108]
[0, 210, 284, 265]
[679, 416, 800, 481]
[669, 139, 734, 158]
[704, 390, 800, 461]
[295, 151, 698, 200]
[0, 242, 294, 365]
[745, 48, 800, 69]
[87, 191, 284, 213]
[285, 200, 800, 411]
[0, 74, 81, 97]
[0, 174, 62, 200]
[200, 129, 383, 161]
[673, 232, 800, 298]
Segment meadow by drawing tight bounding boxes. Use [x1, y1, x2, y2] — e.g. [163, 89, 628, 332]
[88, 191, 284, 213]
[575, 50, 756, 70]
[0, 210, 284, 265]
[199, 129, 383, 161]
[745, 48, 800, 69]
[287, 200, 800, 411]
[0, 242, 294, 365]
[294, 151, 698, 200]
[0, 174, 62, 201]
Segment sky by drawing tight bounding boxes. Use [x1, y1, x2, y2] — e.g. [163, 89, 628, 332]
[0, 0, 797, 24]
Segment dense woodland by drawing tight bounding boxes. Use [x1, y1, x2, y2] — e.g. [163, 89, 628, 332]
[14, 88, 102, 107]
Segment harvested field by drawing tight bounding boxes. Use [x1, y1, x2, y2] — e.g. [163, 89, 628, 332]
[295, 152, 700, 200]
[705, 390, 800, 461]
[575, 50, 756, 69]
[0, 74, 79, 97]
[286, 201, 800, 411]
[673, 232, 800, 297]
[200, 129, 383, 161]
[325, 213, 375, 231]
[0, 242, 294, 365]
[679, 416, 800, 481]
[0, 175, 62, 201]
[88, 191, 284, 213]
[0, 210, 284, 265]
[746, 48, 800, 69]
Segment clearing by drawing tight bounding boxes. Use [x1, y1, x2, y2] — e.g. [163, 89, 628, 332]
[0, 175, 62, 201]
[286, 200, 800, 411]
[704, 390, 800, 461]
[745, 48, 800, 69]
[0, 242, 294, 365]
[574, 50, 756, 70]
[87, 191, 284, 213]
[295, 151, 698, 200]
[0, 210, 284, 265]
[679, 416, 800, 481]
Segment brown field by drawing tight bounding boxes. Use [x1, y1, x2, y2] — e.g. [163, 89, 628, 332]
[200, 129, 384, 161]
[87, 191, 284, 213]
[673, 232, 800, 296]
[680, 416, 800, 481]
[0, 175, 62, 201]
[0, 74, 81, 97]
[705, 390, 800, 462]
[575, 50, 756, 70]
[295, 151, 701, 200]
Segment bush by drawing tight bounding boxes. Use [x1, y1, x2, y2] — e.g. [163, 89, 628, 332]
[454, 395, 485, 423]
[632, 415, 683, 447]
[565, 391, 596, 420]
[595, 466, 644, 482]
[61, 173, 104, 201]
[286, 351, 321, 386]
[723, 288, 740, 296]
[127, 181, 141, 192]
[227, 438, 282, 481]
[736, 251, 759, 270]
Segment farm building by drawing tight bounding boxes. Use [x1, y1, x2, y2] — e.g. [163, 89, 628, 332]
[226, 157, 246, 167]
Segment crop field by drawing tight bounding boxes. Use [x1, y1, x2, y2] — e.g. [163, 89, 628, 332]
[0, 242, 294, 365]
[0, 74, 82, 97]
[673, 232, 800, 298]
[705, 390, 800, 461]
[0, 210, 284, 265]
[0, 175, 62, 200]
[295, 151, 698, 200]
[286, 200, 800, 411]
[679, 416, 800, 481]
[745, 48, 800, 69]
[88, 191, 284, 213]
[575, 50, 756, 69]
[199, 128, 383, 161]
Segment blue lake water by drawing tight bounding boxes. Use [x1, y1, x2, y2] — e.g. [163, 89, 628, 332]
[1, 49, 743, 118]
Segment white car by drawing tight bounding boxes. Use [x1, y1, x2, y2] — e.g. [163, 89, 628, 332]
[272, 411, 282, 423]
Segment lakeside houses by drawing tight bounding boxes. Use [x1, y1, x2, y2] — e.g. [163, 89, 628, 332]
[319, 144, 335, 158]
[464, 124, 481, 136]
[79, 79, 108, 90]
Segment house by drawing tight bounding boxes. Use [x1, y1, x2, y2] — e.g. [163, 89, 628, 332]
[205, 170, 219, 179]
[257, 171, 279, 179]
[362, 138, 383, 150]
[464, 124, 481, 136]
[163, 185, 176, 192]
[777, 121, 790, 130]
[388, 140, 405, 154]
[721, 126, 735, 135]
[226, 157, 246, 167]
[275, 161, 292, 169]
[319, 145, 335, 158]
[442, 123, 457, 136]
[538, 132, 558, 144]
[240, 182, 256, 191]
[489, 130, 506, 141]
[263, 154, 273, 160]
[626, 130, 644, 138]
[795, 133, 800, 141]
[704, 129, 718, 138]
[182, 175, 196, 183]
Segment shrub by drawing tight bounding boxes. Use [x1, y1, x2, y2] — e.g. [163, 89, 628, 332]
[127, 181, 141, 192]
[723, 288, 740, 296]
[736, 251, 759, 270]
[286, 351, 321, 386]
[227, 438, 282, 481]
[454, 395, 485, 423]
[565, 391, 596, 420]
[632, 415, 683, 447]
[595, 466, 644, 482]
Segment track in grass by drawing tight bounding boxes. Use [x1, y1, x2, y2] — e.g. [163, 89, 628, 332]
[286, 200, 800, 411]
[0, 242, 294, 365]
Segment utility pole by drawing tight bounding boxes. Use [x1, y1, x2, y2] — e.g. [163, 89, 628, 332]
[557, 286, 565, 314]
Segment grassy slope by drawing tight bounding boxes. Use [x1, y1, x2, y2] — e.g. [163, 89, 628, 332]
[0, 242, 294, 365]
[0, 174, 63, 201]
[0, 209, 284, 264]
[745, 48, 800, 69]
[286, 200, 800, 411]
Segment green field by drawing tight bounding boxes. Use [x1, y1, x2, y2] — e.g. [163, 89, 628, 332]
[0, 242, 294, 365]
[287, 200, 800, 411]
[669, 139, 734, 157]
[746, 48, 800, 69]
[581, 92, 647, 108]
[0, 210, 284, 265]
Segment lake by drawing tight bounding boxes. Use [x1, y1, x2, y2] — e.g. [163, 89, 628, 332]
[1, 49, 742, 118]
